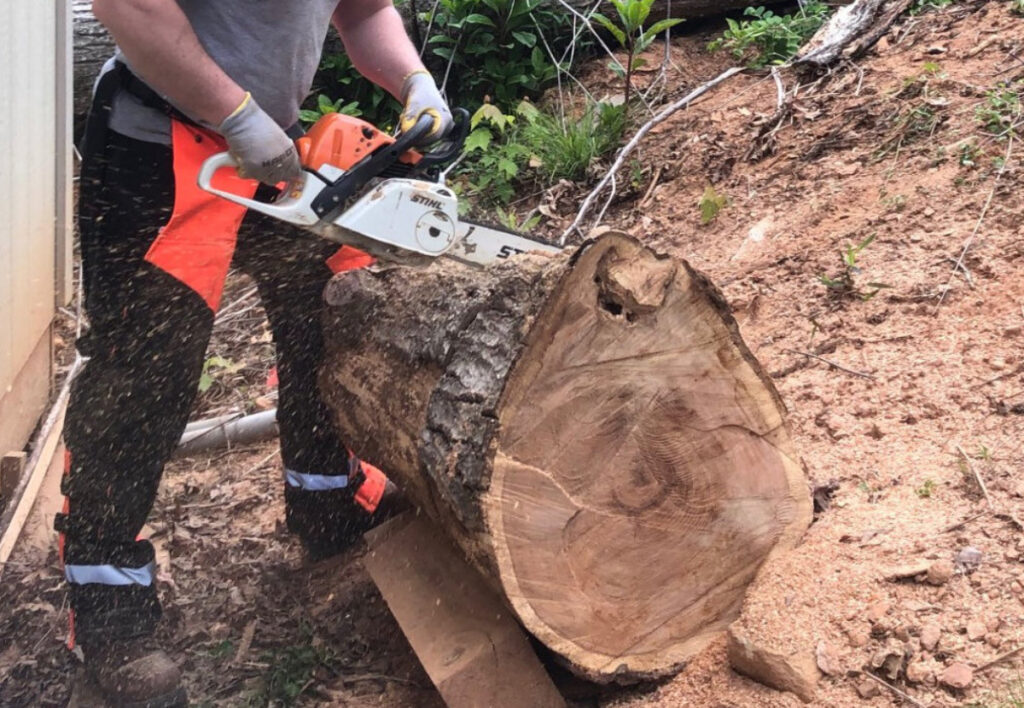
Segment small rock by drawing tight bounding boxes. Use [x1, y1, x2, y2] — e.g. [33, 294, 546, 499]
[966, 620, 987, 641]
[956, 547, 983, 573]
[856, 679, 881, 699]
[884, 561, 930, 581]
[1006, 324, 1022, 338]
[727, 629, 819, 703]
[848, 626, 871, 648]
[988, 633, 1003, 648]
[815, 641, 841, 677]
[921, 623, 942, 651]
[895, 625, 911, 642]
[867, 600, 892, 622]
[871, 640, 906, 681]
[906, 660, 934, 684]
[940, 662, 973, 690]
[927, 560, 955, 585]
[986, 616, 1003, 633]
[872, 617, 897, 638]
[923, 206, 936, 218]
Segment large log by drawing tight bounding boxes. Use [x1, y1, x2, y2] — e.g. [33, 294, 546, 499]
[320, 232, 812, 682]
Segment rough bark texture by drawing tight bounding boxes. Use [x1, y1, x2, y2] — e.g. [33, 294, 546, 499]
[73, 0, 113, 120]
[320, 232, 812, 682]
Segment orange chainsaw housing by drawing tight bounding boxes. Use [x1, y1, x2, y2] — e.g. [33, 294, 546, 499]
[295, 113, 422, 173]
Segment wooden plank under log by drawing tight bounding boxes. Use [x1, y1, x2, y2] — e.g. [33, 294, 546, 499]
[364, 513, 565, 708]
[321, 232, 812, 682]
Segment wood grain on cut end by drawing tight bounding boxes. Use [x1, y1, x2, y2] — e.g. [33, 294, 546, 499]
[487, 233, 811, 681]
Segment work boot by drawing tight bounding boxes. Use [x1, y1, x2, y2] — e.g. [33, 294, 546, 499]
[83, 637, 187, 708]
[287, 462, 409, 561]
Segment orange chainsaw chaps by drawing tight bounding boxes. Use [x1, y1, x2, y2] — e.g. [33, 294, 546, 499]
[326, 245, 375, 274]
[144, 121, 258, 312]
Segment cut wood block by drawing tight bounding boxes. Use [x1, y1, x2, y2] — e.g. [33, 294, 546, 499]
[364, 514, 565, 708]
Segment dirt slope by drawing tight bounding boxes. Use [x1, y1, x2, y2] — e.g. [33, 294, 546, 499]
[589, 2, 1024, 706]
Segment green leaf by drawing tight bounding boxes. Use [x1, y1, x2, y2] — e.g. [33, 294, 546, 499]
[471, 103, 506, 129]
[298, 109, 321, 124]
[591, 12, 627, 47]
[511, 30, 537, 47]
[497, 156, 518, 178]
[640, 17, 684, 43]
[698, 185, 728, 224]
[198, 372, 214, 393]
[464, 12, 497, 26]
[465, 127, 493, 152]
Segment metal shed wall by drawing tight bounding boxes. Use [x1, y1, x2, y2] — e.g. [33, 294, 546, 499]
[0, 2, 73, 456]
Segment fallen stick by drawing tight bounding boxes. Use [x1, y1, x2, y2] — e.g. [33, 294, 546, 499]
[783, 348, 875, 379]
[863, 671, 927, 708]
[939, 136, 1014, 306]
[561, 66, 745, 243]
[956, 444, 993, 511]
[975, 645, 1024, 675]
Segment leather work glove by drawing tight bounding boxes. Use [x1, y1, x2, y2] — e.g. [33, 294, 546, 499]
[218, 92, 302, 185]
[400, 70, 453, 141]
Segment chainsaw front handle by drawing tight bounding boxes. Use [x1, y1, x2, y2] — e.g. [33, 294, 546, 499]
[196, 152, 321, 226]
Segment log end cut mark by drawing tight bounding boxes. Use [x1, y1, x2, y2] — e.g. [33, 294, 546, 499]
[486, 233, 812, 681]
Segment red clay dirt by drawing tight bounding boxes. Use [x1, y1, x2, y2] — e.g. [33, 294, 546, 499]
[2, 2, 1024, 706]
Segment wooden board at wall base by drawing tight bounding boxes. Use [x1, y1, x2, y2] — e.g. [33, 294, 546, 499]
[363, 514, 565, 708]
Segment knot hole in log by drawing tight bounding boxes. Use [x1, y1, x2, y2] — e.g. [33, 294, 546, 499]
[594, 246, 677, 323]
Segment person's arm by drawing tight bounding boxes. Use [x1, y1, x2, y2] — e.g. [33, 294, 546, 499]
[92, 0, 300, 184]
[332, 0, 452, 138]
[93, 0, 244, 125]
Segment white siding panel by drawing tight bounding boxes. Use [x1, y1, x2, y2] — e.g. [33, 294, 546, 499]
[0, 1, 62, 444]
[9, 2, 57, 369]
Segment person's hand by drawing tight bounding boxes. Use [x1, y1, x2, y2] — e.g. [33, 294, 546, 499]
[218, 93, 301, 185]
[399, 70, 453, 141]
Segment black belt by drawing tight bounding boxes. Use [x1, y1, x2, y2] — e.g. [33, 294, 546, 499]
[116, 61, 304, 139]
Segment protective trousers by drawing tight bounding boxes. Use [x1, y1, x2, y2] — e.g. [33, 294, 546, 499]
[57, 69, 371, 645]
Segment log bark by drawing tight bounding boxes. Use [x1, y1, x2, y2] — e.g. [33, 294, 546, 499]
[320, 232, 812, 682]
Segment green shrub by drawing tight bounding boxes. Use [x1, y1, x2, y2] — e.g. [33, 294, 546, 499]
[304, 52, 401, 129]
[420, 0, 581, 110]
[454, 100, 626, 208]
[708, 3, 831, 67]
[523, 101, 627, 182]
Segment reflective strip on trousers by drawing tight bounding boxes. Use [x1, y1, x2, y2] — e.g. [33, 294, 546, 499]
[65, 561, 156, 587]
[285, 469, 350, 491]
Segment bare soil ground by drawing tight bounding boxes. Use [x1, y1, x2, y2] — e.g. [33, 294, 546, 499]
[2, 2, 1024, 705]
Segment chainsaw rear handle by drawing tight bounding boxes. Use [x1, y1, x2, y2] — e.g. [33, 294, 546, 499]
[195, 152, 321, 226]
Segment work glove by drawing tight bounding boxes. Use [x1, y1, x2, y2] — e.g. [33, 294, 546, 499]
[218, 92, 301, 185]
[400, 70, 453, 142]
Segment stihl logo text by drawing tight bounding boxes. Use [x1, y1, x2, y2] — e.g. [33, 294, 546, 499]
[411, 194, 444, 210]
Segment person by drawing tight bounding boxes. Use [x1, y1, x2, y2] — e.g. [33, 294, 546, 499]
[57, 1, 452, 705]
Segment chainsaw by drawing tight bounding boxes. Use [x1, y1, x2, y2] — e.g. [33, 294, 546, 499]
[197, 108, 560, 266]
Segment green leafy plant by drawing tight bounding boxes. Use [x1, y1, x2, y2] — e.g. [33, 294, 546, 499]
[421, 0, 578, 110]
[455, 100, 626, 207]
[698, 185, 728, 225]
[959, 140, 982, 167]
[819, 234, 891, 301]
[707, 3, 830, 67]
[522, 101, 627, 182]
[306, 52, 400, 128]
[456, 102, 534, 205]
[298, 93, 363, 126]
[591, 0, 683, 105]
[915, 479, 936, 498]
[911, 0, 956, 14]
[495, 206, 542, 232]
[198, 355, 243, 394]
[976, 82, 1022, 140]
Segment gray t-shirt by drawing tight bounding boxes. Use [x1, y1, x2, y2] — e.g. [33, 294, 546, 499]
[105, 0, 339, 144]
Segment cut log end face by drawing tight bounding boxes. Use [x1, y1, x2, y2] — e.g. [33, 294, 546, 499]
[487, 233, 811, 681]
